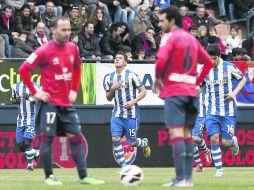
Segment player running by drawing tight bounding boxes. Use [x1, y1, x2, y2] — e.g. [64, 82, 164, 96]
[153, 6, 214, 187]
[18, 17, 104, 185]
[104, 52, 151, 167]
[12, 81, 40, 172]
[192, 65, 212, 172]
[203, 44, 246, 177]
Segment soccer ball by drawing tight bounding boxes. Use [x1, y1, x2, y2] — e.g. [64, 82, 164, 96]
[120, 165, 144, 186]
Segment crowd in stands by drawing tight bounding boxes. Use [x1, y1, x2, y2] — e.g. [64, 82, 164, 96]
[0, 0, 252, 61]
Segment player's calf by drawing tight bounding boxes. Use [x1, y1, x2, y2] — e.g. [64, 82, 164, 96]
[112, 136, 127, 167]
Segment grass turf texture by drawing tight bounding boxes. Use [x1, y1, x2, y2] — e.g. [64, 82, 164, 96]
[0, 168, 253, 190]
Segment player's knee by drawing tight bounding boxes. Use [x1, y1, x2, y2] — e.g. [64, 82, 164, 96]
[221, 139, 231, 147]
[128, 141, 136, 147]
[17, 143, 25, 152]
[210, 134, 219, 145]
[69, 134, 82, 144]
[24, 138, 33, 148]
[112, 136, 121, 142]
[192, 136, 201, 143]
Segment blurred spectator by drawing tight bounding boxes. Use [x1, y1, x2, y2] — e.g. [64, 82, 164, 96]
[118, 22, 130, 45]
[208, 27, 225, 54]
[68, 5, 83, 35]
[191, 5, 221, 28]
[132, 27, 157, 57]
[27, 0, 40, 27]
[0, 5, 16, 57]
[135, 48, 146, 60]
[100, 23, 122, 59]
[71, 33, 79, 45]
[37, 0, 63, 16]
[83, 0, 99, 16]
[149, 50, 156, 61]
[189, 25, 198, 37]
[13, 33, 34, 58]
[27, 22, 48, 50]
[4, 0, 24, 11]
[120, 45, 132, 61]
[196, 25, 208, 49]
[154, 0, 171, 8]
[79, 5, 88, 24]
[0, 36, 6, 58]
[78, 22, 102, 59]
[223, 25, 242, 55]
[41, 1, 56, 30]
[114, 0, 135, 27]
[131, 5, 153, 38]
[179, 4, 194, 31]
[15, 4, 33, 35]
[150, 5, 161, 34]
[89, 8, 108, 39]
[98, 1, 112, 25]
[242, 34, 254, 60]
[231, 0, 254, 18]
[231, 47, 251, 61]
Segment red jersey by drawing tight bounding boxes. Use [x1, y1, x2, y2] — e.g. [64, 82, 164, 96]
[156, 29, 213, 99]
[21, 40, 82, 106]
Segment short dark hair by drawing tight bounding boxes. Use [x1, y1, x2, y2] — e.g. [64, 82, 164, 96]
[51, 17, 70, 28]
[120, 45, 132, 53]
[189, 25, 198, 31]
[146, 27, 155, 32]
[109, 23, 119, 32]
[3, 5, 13, 11]
[230, 25, 240, 32]
[70, 4, 79, 11]
[196, 5, 205, 10]
[27, 0, 35, 4]
[159, 6, 182, 28]
[115, 51, 127, 61]
[151, 5, 159, 11]
[84, 22, 93, 28]
[21, 4, 31, 12]
[207, 44, 221, 56]
[45, 1, 54, 6]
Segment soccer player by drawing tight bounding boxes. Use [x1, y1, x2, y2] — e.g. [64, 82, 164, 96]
[12, 81, 40, 172]
[203, 44, 246, 177]
[153, 6, 214, 187]
[18, 17, 104, 185]
[104, 51, 151, 167]
[192, 65, 212, 172]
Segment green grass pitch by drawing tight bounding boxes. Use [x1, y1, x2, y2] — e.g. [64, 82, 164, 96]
[0, 168, 253, 190]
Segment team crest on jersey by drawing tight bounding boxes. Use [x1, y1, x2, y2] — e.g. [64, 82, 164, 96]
[112, 136, 137, 166]
[53, 57, 60, 65]
[223, 72, 228, 77]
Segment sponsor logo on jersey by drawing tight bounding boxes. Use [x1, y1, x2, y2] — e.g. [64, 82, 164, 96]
[112, 136, 137, 166]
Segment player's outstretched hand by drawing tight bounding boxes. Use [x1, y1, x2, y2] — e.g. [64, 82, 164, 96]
[69, 90, 77, 103]
[111, 80, 123, 91]
[35, 89, 50, 102]
[225, 92, 236, 101]
[124, 99, 136, 109]
[152, 79, 163, 94]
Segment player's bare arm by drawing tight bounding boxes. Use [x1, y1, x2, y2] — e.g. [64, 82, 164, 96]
[106, 81, 123, 101]
[226, 76, 246, 100]
[124, 85, 146, 109]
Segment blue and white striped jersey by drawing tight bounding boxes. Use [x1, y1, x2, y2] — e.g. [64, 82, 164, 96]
[104, 69, 143, 119]
[12, 81, 40, 127]
[197, 64, 207, 118]
[205, 59, 243, 116]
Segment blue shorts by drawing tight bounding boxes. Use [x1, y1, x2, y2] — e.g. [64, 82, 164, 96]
[16, 123, 35, 143]
[164, 96, 197, 128]
[111, 116, 140, 143]
[192, 117, 205, 137]
[206, 114, 236, 140]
